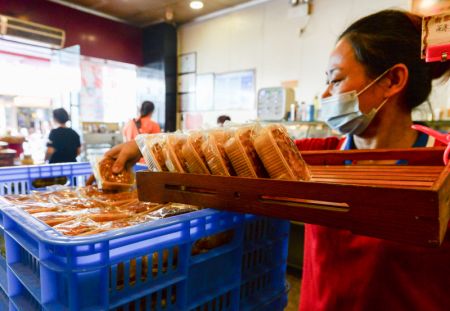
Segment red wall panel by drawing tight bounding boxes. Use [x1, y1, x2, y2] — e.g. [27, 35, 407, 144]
[0, 0, 143, 65]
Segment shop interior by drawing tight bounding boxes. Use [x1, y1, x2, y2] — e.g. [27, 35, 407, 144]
[1, 1, 450, 311]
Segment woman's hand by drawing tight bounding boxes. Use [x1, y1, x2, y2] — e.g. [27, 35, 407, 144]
[104, 140, 142, 173]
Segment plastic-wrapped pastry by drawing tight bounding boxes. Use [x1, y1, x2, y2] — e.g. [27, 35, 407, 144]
[148, 203, 200, 219]
[224, 125, 268, 178]
[254, 124, 311, 180]
[163, 133, 189, 173]
[33, 212, 77, 227]
[92, 157, 135, 190]
[191, 230, 234, 255]
[5, 186, 202, 237]
[78, 186, 138, 206]
[181, 132, 210, 174]
[21, 202, 60, 214]
[135, 134, 168, 172]
[201, 130, 235, 176]
[117, 201, 164, 214]
[53, 218, 101, 236]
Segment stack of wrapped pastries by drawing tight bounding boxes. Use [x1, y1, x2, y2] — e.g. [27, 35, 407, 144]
[1, 186, 200, 236]
[136, 124, 311, 181]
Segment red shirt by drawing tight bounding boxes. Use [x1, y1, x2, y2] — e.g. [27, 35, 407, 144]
[298, 134, 450, 311]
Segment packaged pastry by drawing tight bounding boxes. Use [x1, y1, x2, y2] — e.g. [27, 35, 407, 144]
[1, 194, 34, 204]
[77, 186, 138, 206]
[135, 134, 168, 172]
[224, 125, 267, 178]
[7, 186, 202, 237]
[21, 202, 61, 214]
[191, 230, 234, 255]
[254, 124, 311, 181]
[163, 133, 189, 173]
[181, 132, 210, 174]
[33, 208, 101, 226]
[53, 218, 101, 236]
[201, 129, 235, 176]
[148, 203, 200, 219]
[33, 211, 77, 227]
[86, 211, 131, 223]
[92, 157, 135, 190]
[117, 201, 163, 214]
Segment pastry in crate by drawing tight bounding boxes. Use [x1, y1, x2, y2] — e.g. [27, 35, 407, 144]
[201, 129, 235, 176]
[224, 125, 268, 178]
[92, 157, 135, 190]
[135, 134, 169, 172]
[254, 124, 311, 180]
[181, 132, 210, 174]
[163, 133, 189, 173]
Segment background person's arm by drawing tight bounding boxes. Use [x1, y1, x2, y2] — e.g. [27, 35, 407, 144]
[45, 147, 55, 162]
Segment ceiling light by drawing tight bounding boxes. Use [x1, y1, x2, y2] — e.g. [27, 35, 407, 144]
[165, 7, 174, 21]
[190, 1, 204, 10]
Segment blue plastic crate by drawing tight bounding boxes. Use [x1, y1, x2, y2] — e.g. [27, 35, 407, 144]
[240, 216, 289, 311]
[0, 163, 289, 311]
[0, 280, 8, 311]
[0, 209, 288, 311]
[0, 162, 148, 195]
[252, 288, 288, 311]
[0, 162, 92, 194]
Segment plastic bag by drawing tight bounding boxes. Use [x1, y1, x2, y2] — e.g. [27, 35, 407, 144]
[254, 124, 311, 181]
[181, 131, 210, 174]
[135, 133, 169, 172]
[224, 123, 268, 178]
[201, 129, 235, 176]
[91, 156, 135, 190]
[163, 133, 189, 173]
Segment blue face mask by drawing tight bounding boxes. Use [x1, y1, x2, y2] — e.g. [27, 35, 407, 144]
[319, 68, 391, 135]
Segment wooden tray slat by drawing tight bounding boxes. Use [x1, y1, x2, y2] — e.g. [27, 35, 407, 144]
[302, 147, 446, 166]
[310, 178, 434, 188]
[312, 173, 438, 180]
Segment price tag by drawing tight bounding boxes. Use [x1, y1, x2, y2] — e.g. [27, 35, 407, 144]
[422, 12, 450, 62]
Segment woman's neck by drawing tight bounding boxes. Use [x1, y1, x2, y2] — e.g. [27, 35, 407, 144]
[353, 107, 417, 150]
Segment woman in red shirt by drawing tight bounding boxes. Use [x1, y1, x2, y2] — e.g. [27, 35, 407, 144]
[300, 10, 450, 311]
[103, 9, 450, 311]
[123, 101, 161, 142]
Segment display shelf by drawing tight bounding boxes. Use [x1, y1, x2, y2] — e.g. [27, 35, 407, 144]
[261, 120, 337, 139]
[136, 147, 450, 247]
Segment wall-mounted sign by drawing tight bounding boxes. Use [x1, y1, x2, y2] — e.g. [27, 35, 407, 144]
[214, 70, 255, 111]
[196, 73, 214, 111]
[421, 12, 450, 62]
[178, 52, 196, 74]
[177, 73, 196, 93]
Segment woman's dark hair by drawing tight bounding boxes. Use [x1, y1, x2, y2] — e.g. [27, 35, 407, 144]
[53, 108, 70, 124]
[140, 101, 155, 117]
[135, 101, 155, 129]
[339, 10, 450, 109]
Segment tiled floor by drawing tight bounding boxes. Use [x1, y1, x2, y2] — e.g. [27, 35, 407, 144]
[285, 272, 301, 311]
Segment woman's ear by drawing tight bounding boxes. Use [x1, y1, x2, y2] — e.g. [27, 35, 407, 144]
[381, 63, 409, 97]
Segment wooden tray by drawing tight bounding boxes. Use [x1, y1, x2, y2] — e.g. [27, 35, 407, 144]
[137, 147, 450, 247]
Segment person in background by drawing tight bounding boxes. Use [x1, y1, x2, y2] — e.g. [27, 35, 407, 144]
[123, 101, 161, 142]
[45, 108, 81, 163]
[217, 115, 231, 127]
